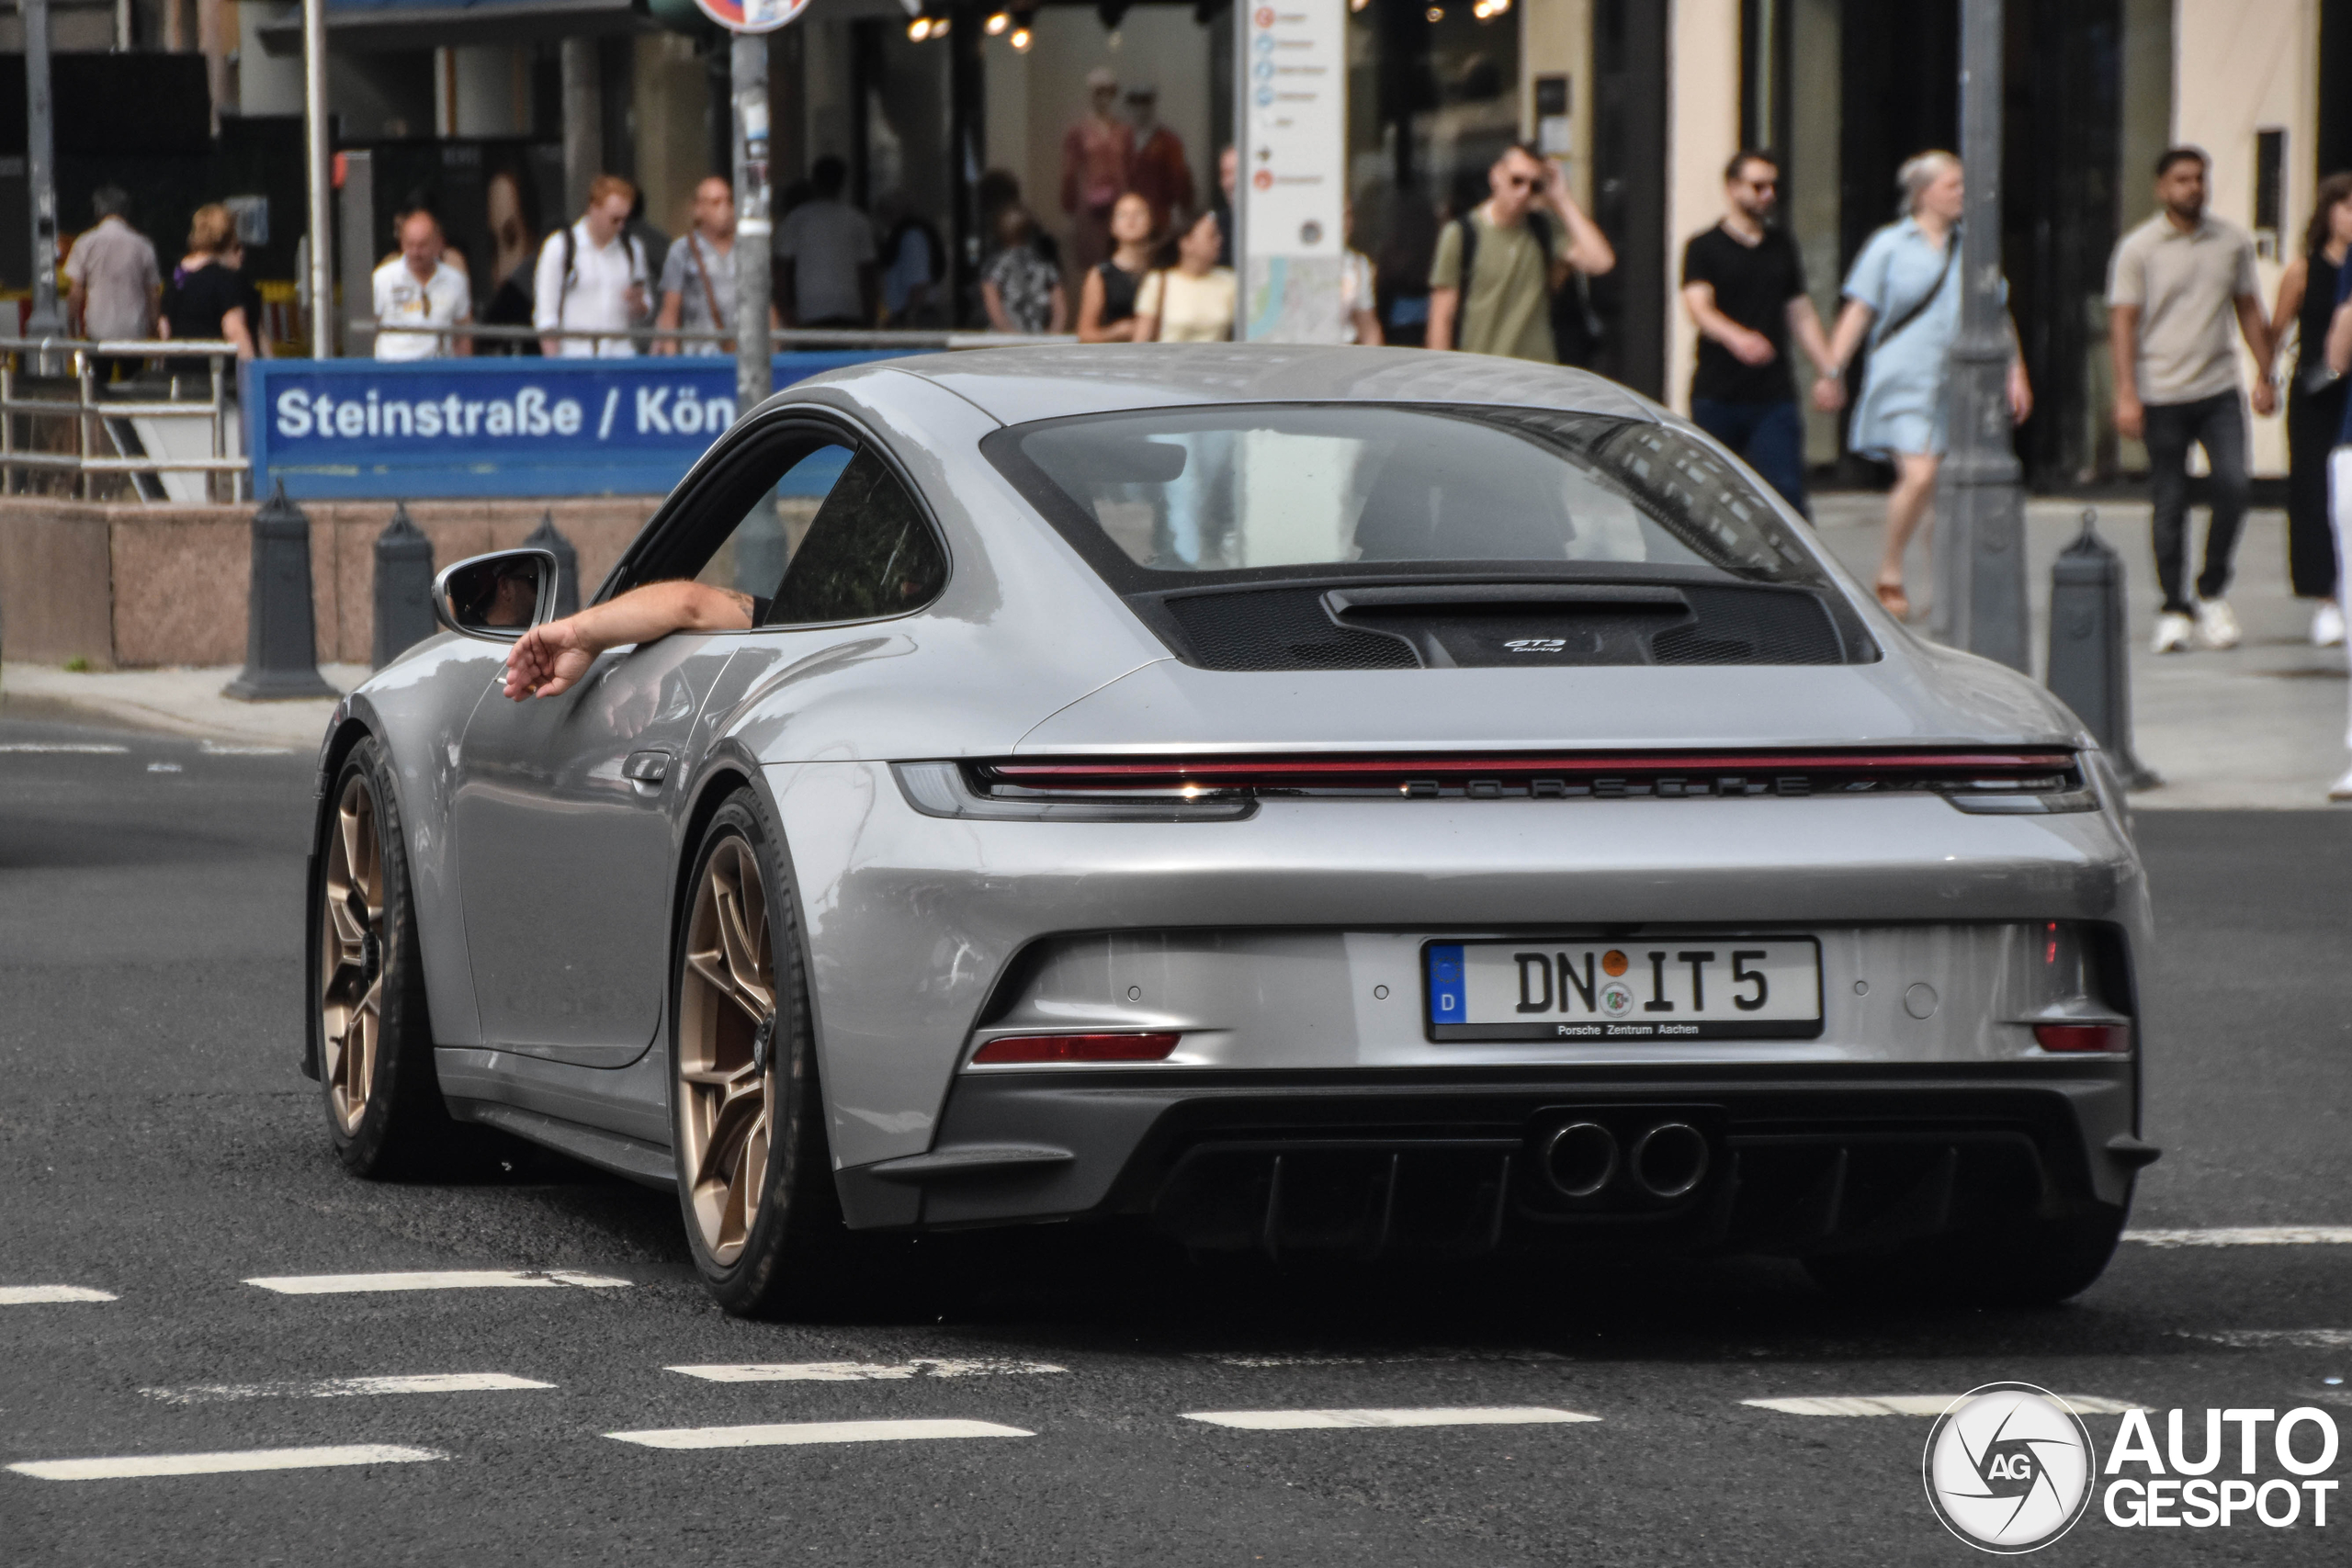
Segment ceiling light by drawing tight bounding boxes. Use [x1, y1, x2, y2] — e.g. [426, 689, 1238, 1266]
[1010, 25, 1032, 50]
[906, 16, 931, 39]
[1425, 5, 1444, 20]
[985, 10, 1010, 32]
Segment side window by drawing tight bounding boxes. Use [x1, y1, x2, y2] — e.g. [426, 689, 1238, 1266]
[694, 442, 855, 602]
[766, 446, 948, 626]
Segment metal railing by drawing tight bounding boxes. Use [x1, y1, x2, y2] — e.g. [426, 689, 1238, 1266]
[356, 321, 1078, 353]
[0, 335, 246, 502]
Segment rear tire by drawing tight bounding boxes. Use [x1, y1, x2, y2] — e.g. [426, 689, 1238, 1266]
[1804, 1202, 2128, 1309]
[671, 788, 845, 1317]
[314, 737, 454, 1177]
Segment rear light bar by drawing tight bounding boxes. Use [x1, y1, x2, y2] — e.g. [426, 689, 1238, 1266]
[2033, 1022, 2131, 1054]
[968, 750, 2087, 807]
[970, 1032, 1182, 1065]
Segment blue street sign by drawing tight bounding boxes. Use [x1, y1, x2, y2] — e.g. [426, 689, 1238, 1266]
[244, 351, 925, 499]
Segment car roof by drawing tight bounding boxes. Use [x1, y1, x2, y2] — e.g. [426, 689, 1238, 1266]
[876, 343, 1663, 425]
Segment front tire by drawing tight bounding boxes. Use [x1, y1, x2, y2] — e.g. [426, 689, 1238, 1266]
[672, 788, 842, 1317]
[314, 737, 451, 1176]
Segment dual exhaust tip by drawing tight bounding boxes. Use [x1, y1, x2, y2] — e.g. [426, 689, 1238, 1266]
[1544, 1120, 1711, 1201]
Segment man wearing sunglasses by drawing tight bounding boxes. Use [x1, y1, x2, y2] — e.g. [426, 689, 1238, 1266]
[1428, 143, 1613, 363]
[1679, 150, 1842, 515]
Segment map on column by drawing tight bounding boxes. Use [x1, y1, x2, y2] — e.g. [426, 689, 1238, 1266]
[1238, 1, 1346, 343]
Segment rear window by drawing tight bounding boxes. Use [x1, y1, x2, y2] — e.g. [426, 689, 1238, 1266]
[990, 403, 1824, 586]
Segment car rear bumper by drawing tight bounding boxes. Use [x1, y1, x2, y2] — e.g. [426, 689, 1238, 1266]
[832, 1061, 2146, 1259]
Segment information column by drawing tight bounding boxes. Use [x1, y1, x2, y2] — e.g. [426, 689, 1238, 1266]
[1236, 0, 1346, 343]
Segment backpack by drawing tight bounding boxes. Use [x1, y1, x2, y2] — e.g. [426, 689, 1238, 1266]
[1453, 209, 1606, 367]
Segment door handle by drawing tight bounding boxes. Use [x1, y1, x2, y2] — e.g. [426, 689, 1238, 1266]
[624, 750, 673, 789]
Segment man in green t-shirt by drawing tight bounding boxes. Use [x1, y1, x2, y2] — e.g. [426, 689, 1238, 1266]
[1427, 142, 1615, 361]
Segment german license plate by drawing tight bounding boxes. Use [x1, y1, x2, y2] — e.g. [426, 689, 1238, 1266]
[1425, 938, 1824, 1041]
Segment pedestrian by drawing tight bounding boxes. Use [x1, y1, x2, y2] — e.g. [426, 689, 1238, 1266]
[1340, 204, 1381, 346]
[980, 207, 1068, 334]
[1134, 209, 1235, 342]
[62, 186, 159, 380]
[1077, 192, 1156, 343]
[774, 156, 876, 328]
[2109, 146, 2276, 654]
[1374, 190, 1439, 347]
[1426, 142, 1614, 362]
[1124, 82, 1193, 237]
[1823, 151, 2030, 620]
[372, 206, 472, 359]
[1679, 150, 1843, 514]
[1211, 145, 1237, 268]
[158, 204, 257, 360]
[2323, 284, 2352, 799]
[2265, 171, 2352, 649]
[876, 198, 946, 328]
[533, 174, 651, 358]
[1059, 67, 1134, 277]
[478, 165, 540, 355]
[654, 175, 775, 355]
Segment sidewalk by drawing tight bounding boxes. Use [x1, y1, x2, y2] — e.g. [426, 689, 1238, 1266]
[1813, 495, 2346, 810]
[4, 499, 2343, 806]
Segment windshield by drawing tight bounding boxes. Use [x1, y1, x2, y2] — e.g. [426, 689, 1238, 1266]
[997, 404, 1823, 585]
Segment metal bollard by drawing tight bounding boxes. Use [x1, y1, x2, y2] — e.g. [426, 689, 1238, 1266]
[2045, 508, 2159, 790]
[524, 511, 580, 618]
[222, 482, 335, 701]
[371, 502, 436, 668]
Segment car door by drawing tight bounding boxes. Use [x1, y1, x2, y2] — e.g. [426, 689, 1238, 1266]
[450, 430, 866, 1066]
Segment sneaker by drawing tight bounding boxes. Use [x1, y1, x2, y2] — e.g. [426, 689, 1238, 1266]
[2314, 601, 2346, 649]
[2151, 611, 2197, 653]
[2194, 599, 2242, 650]
[2332, 766, 2352, 803]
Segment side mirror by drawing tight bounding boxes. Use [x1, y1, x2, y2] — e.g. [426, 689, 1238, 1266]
[432, 548, 560, 643]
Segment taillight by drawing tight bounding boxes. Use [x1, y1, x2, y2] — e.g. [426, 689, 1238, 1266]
[970, 1032, 1182, 1065]
[2033, 1022, 2130, 1054]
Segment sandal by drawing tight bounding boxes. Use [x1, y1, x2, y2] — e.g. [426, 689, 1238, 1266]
[1874, 579, 1911, 620]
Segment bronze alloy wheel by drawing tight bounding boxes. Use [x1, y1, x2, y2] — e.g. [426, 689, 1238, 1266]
[677, 832, 779, 1267]
[320, 772, 388, 1137]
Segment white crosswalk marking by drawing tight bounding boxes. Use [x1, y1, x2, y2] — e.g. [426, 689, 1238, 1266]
[244, 1269, 629, 1294]
[2188, 1328, 2352, 1348]
[142, 1372, 555, 1404]
[1182, 1406, 1599, 1431]
[0, 743, 130, 754]
[606, 1419, 1033, 1450]
[2126, 1226, 2352, 1248]
[667, 1359, 1066, 1382]
[1745, 1394, 2145, 1417]
[9, 1444, 447, 1481]
[0, 1285, 117, 1305]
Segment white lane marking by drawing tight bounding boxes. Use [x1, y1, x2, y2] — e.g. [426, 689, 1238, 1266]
[0, 742, 130, 754]
[145, 761, 183, 773]
[2187, 1329, 2352, 1349]
[198, 739, 293, 756]
[141, 1372, 555, 1404]
[0, 1285, 117, 1305]
[668, 1359, 1066, 1382]
[1745, 1394, 2146, 1417]
[1182, 1406, 1600, 1431]
[2126, 1226, 2352, 1248]
[1202, 1350, 1569, 1369]
[8, 1444, 446, 1482]
[606, 1419, 1032, 1450]
[244, 1269, 629, 1294]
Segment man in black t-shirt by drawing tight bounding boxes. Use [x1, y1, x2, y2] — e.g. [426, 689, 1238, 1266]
[1679, 151, 1842, 513]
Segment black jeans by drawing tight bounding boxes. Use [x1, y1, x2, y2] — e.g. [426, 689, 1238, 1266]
[2142, 389, 2249, 614]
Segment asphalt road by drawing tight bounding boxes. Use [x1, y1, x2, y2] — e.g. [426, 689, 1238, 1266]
[4, 716, 2349, 1566]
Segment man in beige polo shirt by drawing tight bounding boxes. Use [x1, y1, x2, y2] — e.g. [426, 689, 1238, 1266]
[2109, 147, 2275, 654]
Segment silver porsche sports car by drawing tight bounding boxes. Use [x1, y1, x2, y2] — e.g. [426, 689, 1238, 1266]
[306, 344, 2154, 1316]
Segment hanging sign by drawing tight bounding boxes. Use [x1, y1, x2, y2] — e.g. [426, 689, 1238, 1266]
[693, 0, 811, 34]
[1237, 0, 1347, 342]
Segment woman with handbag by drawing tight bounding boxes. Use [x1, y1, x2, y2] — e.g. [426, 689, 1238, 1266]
[2266, 172, 2352, 648]
[1823, 152, 2030, 620]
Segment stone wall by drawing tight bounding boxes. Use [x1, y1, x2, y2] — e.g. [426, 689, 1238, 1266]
[0, 496, 663, 669]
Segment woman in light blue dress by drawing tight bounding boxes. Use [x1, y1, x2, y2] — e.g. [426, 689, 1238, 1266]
[1825, 152, 2031, 618]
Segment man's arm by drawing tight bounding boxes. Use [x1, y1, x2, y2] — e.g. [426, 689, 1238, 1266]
[532, 232, 564, 357]
[2237, 291, 2278, 415]
[1682, 281, 1776, 367]
[2326, 298, 2352, 377]
[1544, 180, 1613, 277]
[1427, 287, 1459, 353]
[502, 580, 756, 701]
[775, 258, 797, 327]
[653, 289, 684, 355]
[65, 279, 85, 337]
[2109, 302, 2143, 438]
[1785, 293, 1844, 409]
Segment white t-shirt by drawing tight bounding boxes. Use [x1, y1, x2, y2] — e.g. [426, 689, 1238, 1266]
[531, 220, 649, 358]
[774, 199, 876, 324]
[371, 256, 471, 360]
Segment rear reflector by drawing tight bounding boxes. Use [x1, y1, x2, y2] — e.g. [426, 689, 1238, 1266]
[2033, 1022, 2130, 1054]
[971, 1032, 1182, 1065]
